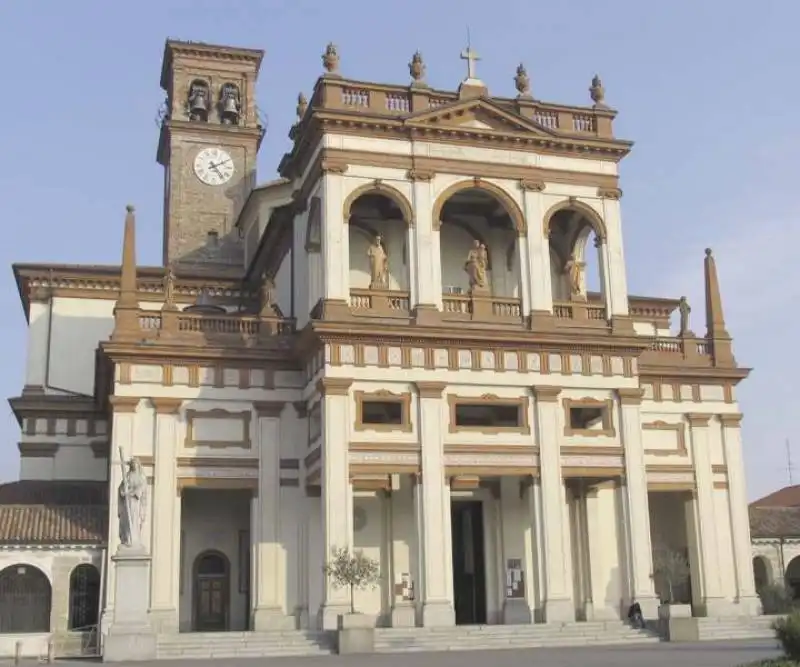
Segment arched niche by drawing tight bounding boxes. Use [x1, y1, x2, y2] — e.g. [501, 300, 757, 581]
[432, 179, 526, 234]
[342, 182, 414, 227]
[544, 198, 608, 303]
[346, 189, 410, 292]
[0, 563, 52, 633]
[436, 185, 521, 299]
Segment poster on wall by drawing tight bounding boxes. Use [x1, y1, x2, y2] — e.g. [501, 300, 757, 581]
[506, 558, 524, 599]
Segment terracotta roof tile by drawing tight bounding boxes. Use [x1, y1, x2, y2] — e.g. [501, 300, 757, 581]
[750, 506, 800, 539]
[0, 481, 108, 545]
[751, 485, 800, 508]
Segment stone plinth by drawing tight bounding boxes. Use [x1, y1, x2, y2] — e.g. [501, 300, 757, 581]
[103, 546, 157, 662]
[336, 613, 375, 654]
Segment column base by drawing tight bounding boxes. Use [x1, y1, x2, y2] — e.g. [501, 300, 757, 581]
[318, 603, 352, 631]
[503, 599, 532, 625]
[413, 304, 441, 326]
[391, 602, 416, 627]
[148, 607, 178, 634]
[252, 606, 296, 630]
[544, 598, 575, 623]
[699, 597, 742, 617]
[422, 600, 455, 627]
[103, 626, 157, 662]
[734, 595, 763, 617]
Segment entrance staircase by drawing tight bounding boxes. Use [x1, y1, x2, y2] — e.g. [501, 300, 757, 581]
[154, 630, 335, 660]
[692, 615, 779, 641]
[374, 621, 660, 653]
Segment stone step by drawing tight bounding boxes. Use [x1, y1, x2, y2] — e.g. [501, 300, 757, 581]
[155, 631, 335, 659]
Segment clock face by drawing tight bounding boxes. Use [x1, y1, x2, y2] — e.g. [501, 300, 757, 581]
[193, 147, 235, 186]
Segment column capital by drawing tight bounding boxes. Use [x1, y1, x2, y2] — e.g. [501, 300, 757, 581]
[718, 413, 743, 427]
[415, 381, 447, 399]
[151, 398, 183, 415]
[616, 387, 645, 406]
[254, 401, 285, 418]
[109, 395, 140, 413]
[316, 377, 353, 396]
[686, 413, 712, 427]
[532, 385, 561, 402]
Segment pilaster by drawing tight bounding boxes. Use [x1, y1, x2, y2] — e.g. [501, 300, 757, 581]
[103, 396, 141, 625]
[409, 171, 440, 310]
[719, 414, 761, 615]
[500, 476, 533, 624]
[321, 172, 349, 301]
[598, 195, 630, 315]
[251, 401, 294, 629]
[520, 184, 553, 315]
[318, 378, 355, 628]
[688, 413, 731, 616]
[415, 381, 455, 626]
[390, 480, 416, 627]
[148, 398, 182, 633]
[616, 388, 659, 618]
[532, 386, 573, 622]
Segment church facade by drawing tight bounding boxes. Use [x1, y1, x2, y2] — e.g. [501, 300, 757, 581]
[0, 39, 760, 658]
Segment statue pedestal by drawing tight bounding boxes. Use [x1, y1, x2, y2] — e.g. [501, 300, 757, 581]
[103, 545, 157, 662]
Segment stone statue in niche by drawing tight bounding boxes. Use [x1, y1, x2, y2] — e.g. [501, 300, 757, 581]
[118, 456, 148, 549]
[260, 275, 276, 316]
[464, 240, 488, 291]
[367, 235, 389, 289]
[564, 254, 586, 300]
[187, 81, 209, 122]
[678, 296, 692, 336]
[163, 264, 177, 309]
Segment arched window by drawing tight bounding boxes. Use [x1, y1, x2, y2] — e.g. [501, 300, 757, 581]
[0, 564, 52, 633]
[68, 564, 101, 630]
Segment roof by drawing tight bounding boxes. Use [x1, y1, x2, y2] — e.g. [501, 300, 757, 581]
[750, 506, 800, 539]
[751, 485, 800, 508]
[0, 481, 108, 546]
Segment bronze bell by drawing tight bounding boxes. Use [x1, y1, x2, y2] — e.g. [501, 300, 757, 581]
[188, 89, 208, 121]
[221, 95, 239, 124]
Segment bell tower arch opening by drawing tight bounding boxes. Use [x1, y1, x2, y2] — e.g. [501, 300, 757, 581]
[157, 40, 265, 271]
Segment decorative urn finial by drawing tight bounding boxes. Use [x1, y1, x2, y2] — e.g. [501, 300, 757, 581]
[590, 74, 606, 106]
[296, 93, 308, 121]
[409, 51, 426, 83]
[514, 63, 531, 97]
[322, 43, 340, 74]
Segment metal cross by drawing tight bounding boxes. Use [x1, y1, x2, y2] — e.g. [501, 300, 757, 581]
[460, 45, 480, 80]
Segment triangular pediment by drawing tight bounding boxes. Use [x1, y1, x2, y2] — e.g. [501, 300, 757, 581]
[405, 98, 554, 136]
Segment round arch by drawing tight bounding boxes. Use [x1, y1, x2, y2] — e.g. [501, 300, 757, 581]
[432, 178, 526, 234]
[752, 555, 771, 592]
[542, 198, 608, 242]
[68, 563, 101, 630]
[192, 550, 231, 632]
[786, 555, 800, 599]
[0, 563, 52, 633]
[342, 182, 414, 226]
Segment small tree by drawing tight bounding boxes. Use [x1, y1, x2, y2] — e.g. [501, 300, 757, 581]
[323, 547, 380, 614]
[652, 545, 690, 604]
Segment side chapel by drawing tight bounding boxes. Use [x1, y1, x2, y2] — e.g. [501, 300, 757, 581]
[0, 38, 760, 657]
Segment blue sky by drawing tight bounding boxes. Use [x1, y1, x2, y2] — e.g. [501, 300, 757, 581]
[0, 1, 796, 500]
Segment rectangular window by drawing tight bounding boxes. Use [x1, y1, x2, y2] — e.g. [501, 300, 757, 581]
[454, 403, 521, 428]
[361, 400, 404, 426]
[569, 406, 605, 431]
[563, 398, 614, 436]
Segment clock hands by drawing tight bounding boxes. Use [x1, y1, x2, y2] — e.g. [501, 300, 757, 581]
[207, 158, 232, 181]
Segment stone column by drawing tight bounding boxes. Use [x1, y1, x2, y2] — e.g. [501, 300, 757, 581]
[102, 396, 141, 628]
[318, 378, 354, 629]
[617, 388, 659, 618]
[320, 169, 350, 315]
[719, 414, 761, 614]
[688, 413, 729, 615]
[515, 233, 532, 316]
[249, 401, 292, 629]
[415, 381, 455, 626]
[532, 386, 573, 622]
[598, 194, 630, 315]
[390, 478, 416, 627]
[520, 183, 554, 322]
[148, 398, 182, 633]
[409, 171, 442, 319]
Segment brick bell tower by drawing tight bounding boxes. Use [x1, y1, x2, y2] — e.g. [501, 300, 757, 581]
[156, 39, 265, 271]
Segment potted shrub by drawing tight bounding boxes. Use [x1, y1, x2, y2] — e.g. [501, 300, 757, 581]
[652, 545, 692, 620]
[323, 547, 380, 654]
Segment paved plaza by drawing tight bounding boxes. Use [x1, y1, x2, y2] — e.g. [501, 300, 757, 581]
[3, 639, 782, 667]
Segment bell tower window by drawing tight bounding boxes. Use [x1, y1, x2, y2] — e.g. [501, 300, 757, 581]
[186, 79, 210, 122]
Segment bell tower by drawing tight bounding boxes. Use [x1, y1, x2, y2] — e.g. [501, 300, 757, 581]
[157, 40, 265, 270]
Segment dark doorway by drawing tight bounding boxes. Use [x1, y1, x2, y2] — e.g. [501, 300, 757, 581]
[193, 551, 230, 632]
[451, 500, 487, 625]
